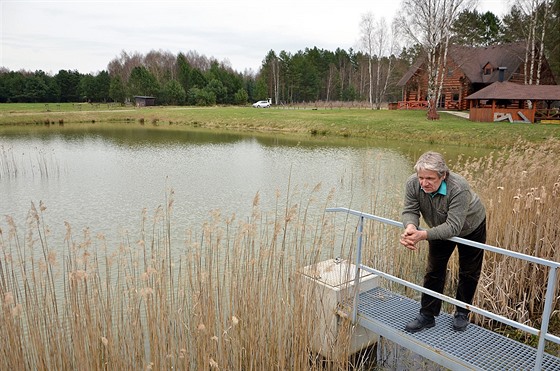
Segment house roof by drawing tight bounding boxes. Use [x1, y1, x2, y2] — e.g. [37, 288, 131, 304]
[397, 42, 527, 86]
[465, 81, 560, 100]
[397, 58, 423, 87]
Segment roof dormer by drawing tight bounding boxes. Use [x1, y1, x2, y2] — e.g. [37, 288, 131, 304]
[483, 62, 494, 76]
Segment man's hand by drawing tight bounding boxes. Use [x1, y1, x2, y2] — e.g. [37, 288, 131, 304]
[400, 224, 427, 250]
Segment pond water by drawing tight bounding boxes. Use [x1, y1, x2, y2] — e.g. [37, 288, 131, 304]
[0, 125, 490, 256]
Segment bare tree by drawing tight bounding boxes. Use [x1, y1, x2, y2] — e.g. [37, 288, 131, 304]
[361, 12, 400, 109]
[397, 0, 475, 116]
[373, 18, 399, 109]
[517, 0, 552, 85]
[107, 50, 143, 83]
[326, 63, 337, 102]
[360, 12, 376, 108]
[144, 49, 176, 84]
[185, 50, 211, 71]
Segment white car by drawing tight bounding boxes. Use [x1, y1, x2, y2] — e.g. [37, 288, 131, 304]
[252, 100, 271, 108]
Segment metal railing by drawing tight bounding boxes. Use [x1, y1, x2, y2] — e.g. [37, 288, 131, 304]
[326, 207, 560, 371]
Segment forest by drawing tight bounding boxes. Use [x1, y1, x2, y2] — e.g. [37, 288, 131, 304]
[0, 2, 558, 107]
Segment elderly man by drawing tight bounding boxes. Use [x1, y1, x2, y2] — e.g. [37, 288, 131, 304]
[400, 151, 486, 333]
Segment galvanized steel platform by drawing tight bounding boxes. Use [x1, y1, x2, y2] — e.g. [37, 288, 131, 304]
[356, 287, 560, 370]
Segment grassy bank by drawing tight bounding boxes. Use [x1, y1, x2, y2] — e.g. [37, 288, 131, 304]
[1, 103, 560, 147]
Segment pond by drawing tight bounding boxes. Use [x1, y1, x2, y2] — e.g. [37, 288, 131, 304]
[0, 124, 490, 256]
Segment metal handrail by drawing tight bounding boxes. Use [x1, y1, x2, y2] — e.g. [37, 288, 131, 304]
[326, 207, 560, 371]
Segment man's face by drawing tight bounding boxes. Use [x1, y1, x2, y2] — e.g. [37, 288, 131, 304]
[417, 169, 444, 194]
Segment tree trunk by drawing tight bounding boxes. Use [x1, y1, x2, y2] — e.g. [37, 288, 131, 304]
[536, 1, 550, 85]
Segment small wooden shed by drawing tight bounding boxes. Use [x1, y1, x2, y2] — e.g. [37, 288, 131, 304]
[134, 96, 156, 107]
[465, 81, 560, 123]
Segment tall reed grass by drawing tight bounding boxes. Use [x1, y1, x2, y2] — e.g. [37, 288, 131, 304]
[462, 139, 560, 337]
[1, 183, 392, 369]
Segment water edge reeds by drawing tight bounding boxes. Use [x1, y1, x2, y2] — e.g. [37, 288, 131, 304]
[0, 145, 61, 180]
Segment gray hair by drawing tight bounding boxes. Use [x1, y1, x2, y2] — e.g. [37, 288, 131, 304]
[414, 151, 450, 178]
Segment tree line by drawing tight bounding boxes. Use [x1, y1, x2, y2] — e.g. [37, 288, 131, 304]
[0, 3, 558, 107]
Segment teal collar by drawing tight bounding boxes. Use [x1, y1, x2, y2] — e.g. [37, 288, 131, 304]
[430, 180, 447, 198]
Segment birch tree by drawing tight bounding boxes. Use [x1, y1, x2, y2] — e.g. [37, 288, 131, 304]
[515, 0, 552, 85]
[326, 63, 337, 102]
[373, 18, 399, 109]
[107, 50, 143, 84]
[359, 12, 376, 108]
[397, 0, 475, 116]
[360, 13, 399, 109]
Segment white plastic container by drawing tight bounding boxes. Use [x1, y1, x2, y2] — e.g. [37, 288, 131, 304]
[299, 258, 380, 359]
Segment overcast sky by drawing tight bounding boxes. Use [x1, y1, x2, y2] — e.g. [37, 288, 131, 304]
[1, 0, 509, 75]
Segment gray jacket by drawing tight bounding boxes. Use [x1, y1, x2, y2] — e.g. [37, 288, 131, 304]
[401, 171, 486, 240]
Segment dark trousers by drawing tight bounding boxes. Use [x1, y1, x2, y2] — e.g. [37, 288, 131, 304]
[420, 219, 486, 318]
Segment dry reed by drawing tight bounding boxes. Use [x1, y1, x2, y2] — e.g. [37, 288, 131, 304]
[458, 140, 560, 335]
[0, 182, 387, 369]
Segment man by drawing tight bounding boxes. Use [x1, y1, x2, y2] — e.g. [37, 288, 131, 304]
[400, 151, 486, 332]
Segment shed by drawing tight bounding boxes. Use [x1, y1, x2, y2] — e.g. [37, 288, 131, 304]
[134, 96, 156, 107]
[465, 81, 560, 123]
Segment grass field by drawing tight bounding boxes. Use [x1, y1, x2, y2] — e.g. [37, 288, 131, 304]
[1, 103, 560, 148]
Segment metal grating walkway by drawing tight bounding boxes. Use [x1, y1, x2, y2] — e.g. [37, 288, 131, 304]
[356, 286, 560, 370]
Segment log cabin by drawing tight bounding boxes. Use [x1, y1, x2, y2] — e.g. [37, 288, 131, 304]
[396, 41, 557, 112]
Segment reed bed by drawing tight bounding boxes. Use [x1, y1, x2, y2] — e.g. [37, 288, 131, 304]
[460, 139, 560, 337]
[0, 183, 395, 370]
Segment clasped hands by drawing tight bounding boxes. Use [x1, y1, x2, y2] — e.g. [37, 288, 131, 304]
[400, 224, 427, 251]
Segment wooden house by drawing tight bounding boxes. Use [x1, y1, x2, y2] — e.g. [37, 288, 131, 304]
[396, 42, 557, 111]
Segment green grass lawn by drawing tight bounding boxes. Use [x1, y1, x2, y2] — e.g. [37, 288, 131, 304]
[1, 103, 559, 148]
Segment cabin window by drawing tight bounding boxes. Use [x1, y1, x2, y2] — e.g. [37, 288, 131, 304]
[452, 93, 460, 101]
[447, 68, 454, 77]
[484, 67, 492, 75]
